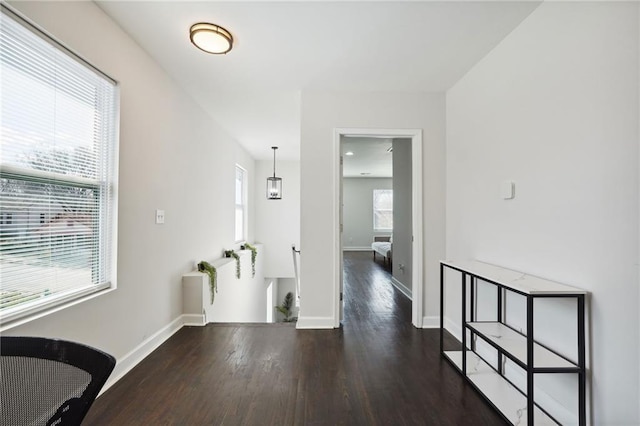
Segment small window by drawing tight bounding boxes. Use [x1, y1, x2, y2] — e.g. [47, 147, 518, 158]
[0, 6, 118, 325]
[235, 166, 247, 242]
[373, 189, 393, 231]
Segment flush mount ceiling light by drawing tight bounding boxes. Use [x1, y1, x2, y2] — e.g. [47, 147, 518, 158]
[267, 147, 282, 200]
[190, 22, 233, 54]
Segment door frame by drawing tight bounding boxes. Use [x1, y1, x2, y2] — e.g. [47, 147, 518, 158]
[333, 127, 423, 328]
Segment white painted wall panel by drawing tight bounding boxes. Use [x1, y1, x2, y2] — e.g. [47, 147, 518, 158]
[4, 1, 255, 361]
[254, 160, 300, 278]
[446, 2, 639, 423]
[392, 138, 412, 291]
[300, 91, 446, 323]
[343, 178, 392, 250]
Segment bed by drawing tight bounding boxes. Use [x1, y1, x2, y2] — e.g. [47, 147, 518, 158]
[372, 236, 392, 266]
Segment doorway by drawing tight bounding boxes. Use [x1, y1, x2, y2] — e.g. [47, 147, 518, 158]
[333, 128, 423, 328]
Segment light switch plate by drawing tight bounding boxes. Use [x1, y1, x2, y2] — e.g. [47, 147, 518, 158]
[501, 181, 515, 200]
[155, 209, 165, 224]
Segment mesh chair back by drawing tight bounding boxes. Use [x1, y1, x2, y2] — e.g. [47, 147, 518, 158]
[1, 336, 116, 426]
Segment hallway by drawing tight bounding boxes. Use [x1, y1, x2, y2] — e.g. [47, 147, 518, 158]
[84, 252, 506, 425]
[342, 250, 411, 328]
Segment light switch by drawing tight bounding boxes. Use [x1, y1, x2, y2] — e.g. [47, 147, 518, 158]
[155, 209, 165, 224]
[501, 181, 515, 200]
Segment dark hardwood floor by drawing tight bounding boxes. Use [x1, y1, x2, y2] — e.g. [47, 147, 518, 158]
[84, 251, 506, 425]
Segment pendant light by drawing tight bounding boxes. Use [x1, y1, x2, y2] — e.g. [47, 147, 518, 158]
[267, 147, 282, 199]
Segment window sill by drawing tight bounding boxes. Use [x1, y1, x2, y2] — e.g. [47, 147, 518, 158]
[0, 285, 116, 333]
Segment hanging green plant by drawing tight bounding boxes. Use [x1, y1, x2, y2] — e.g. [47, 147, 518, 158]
[197, 261, 217, 304]
[242, 243, 257, 277]
[224, 249, 241, 279]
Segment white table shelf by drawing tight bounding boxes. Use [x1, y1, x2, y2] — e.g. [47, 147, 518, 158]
[440, 260, 586, 296]
[466, 322, 577, 370]
[444, 351, 557, 426]
[440, 260, 588, 426]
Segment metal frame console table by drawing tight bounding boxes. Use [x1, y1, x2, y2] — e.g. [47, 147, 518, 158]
[439, 260, 588, 426]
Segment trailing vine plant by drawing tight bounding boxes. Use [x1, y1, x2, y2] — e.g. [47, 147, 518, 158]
[197, 261, 217, 304]
[224, 249, 241, 279]
[242, 243, 257, 277]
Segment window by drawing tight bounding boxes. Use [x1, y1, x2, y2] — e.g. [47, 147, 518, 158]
[235, 166, 247, 242]
[373, 189, 393, 231]
[0, 6, 118, 325]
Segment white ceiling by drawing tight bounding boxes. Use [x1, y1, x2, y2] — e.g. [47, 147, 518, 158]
[96, 1, 540, 161]
[342, 137, 393, 178]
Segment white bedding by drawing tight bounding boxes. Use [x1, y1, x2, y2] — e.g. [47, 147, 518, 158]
[372, 241, 392, 258]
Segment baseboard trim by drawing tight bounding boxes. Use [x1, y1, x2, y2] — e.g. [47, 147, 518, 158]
[100, 315, 185, 395]
[342, 247, 372, 252]
[391, 277, 412, 300]
[421, 316, 440, 329]
[296, 316, 336, 329]
[182, 314, 205, 326]
[444, 317, 462, 341]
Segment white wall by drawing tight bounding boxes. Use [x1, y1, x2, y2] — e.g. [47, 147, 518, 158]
[446, 2, 639, 424]
[392, 138, 412, 293]
[4, 0, 255, 375]
[342, 177, 392, 250]
[300, 91, 446, 327]
[254, 160, 300, 278]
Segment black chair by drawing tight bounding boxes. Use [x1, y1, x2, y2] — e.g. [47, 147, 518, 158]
[1, 336, 116, 426]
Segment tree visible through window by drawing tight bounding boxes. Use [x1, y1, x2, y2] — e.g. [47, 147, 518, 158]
[373, 189, 393, 231]
[0, 6, 118, 324]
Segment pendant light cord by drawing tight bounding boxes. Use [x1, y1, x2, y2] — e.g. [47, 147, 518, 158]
[272, 146, 277, 177]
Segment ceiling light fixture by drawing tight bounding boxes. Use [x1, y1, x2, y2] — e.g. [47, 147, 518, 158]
[267, 147, 282, 199]
[190, 22, 233, 54]
[345, 151, 354, 156]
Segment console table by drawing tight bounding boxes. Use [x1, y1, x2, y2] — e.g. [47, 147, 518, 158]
[440, 260, 588, 425]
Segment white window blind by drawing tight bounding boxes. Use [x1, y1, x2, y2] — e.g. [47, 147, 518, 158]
[373, 189, 393, 231]
[235, 166, 246, 242]
[0, 6, 118, 324]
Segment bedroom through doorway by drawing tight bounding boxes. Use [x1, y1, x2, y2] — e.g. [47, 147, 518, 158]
[338, 132, 420, 327]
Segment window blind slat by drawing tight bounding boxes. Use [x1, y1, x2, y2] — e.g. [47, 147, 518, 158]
[0, 6, 118, 324]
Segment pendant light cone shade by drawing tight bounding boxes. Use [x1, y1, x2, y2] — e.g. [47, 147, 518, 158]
[267, 147, 282, 199]
[190, 23, 233, 54]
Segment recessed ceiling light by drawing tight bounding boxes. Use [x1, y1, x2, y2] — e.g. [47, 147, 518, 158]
[345, 151, 354, 156]
[190, 23, 233, 54]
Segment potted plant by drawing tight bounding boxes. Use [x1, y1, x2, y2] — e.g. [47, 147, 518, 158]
[275, 292, 297, 323]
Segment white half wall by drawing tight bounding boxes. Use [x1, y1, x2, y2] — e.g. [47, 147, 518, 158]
[342, 177, 392, 250]
[300, 91, 446, 326]
[254, 160, 300, 278]
[4, 1, 254, 367]
[446, 2, 639, 424]
[183, 247, 266, 323]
